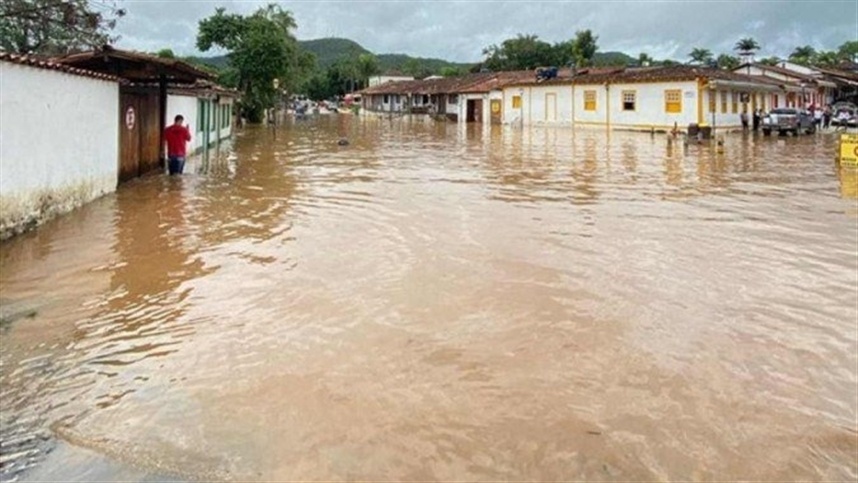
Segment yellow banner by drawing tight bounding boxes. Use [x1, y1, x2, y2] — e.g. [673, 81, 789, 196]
[841, 134, 858, 167]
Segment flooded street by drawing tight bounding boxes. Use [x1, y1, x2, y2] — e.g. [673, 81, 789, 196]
[1, 117, 856, 481]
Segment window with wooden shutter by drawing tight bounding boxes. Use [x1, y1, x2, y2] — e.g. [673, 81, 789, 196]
[664, 89, 682, 113]
[584, 90, 596, 111]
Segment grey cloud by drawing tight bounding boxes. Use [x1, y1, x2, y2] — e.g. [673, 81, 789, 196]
[114, 0, 857, 62]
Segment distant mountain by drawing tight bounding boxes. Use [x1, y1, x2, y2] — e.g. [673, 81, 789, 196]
[185, 54, 229, 70]
[299, 38, 372, 68]
[592, 51, 636, 67]
[376, 53, 473, 74]
[299, 38, 473, 73]
[185, 39, 633, 74]
[186, 38, 472, 74]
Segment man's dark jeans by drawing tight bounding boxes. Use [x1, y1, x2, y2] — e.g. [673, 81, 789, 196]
[168, 155, 185, 175]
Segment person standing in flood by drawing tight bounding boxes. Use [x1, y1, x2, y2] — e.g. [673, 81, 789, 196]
[164, 115, 191, 175]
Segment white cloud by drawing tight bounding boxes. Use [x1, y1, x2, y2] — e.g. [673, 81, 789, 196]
[113, 0, 857, 62]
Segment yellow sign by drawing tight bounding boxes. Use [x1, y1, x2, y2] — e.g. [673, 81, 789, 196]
[841, 134, 858, 167]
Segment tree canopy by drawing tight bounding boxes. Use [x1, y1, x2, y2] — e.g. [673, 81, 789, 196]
[0, 0, 126, 55]
[197, 4, 312, 122]
[688, 47, 714, 65]
[481, 30, 598, 71]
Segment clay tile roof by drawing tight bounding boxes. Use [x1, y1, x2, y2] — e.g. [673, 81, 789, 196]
[55, 45, 215, 82]
[0, 51, 120, 81]
[458, 70, 535, 93]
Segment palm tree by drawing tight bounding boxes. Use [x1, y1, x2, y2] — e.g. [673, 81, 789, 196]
[716, 54, 740, 70]
[734, 37, 760, 63]
[789, 45, 817, 65]
[356, 53, 380, 90]
[688, 47, 714, 65]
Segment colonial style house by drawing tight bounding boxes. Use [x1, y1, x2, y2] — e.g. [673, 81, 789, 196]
[733, 62, 837, 108]
[1, 47, 237, 239]
[502, 65, 796, 131]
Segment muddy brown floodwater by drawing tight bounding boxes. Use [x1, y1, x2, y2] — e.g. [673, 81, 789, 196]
[1, 116, 856, 482]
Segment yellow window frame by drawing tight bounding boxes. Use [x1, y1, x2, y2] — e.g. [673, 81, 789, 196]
[583, 90, 597, 111]
[731, 92, 738, 113]
[720, 91, 727, 114]
[512, 95, 522, 108]
[708, 90, 716, 113]
[664, 89, 682, 113]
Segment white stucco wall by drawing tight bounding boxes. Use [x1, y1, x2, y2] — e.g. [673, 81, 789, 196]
[0, 61, 119, 239]
[516, 85, 573, 125]
[446, 95, 459, 115]
[507, 81, 700, 130]
[368, 75, 413, 87]
[166, 94, 233, 154]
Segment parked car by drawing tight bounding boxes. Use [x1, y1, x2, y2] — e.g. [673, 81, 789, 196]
[831, 103, 857, 129]
[762, 108, 815, 136]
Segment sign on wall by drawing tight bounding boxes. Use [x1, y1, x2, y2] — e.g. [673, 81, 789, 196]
[841, 134, 858, 167]
[125, 106, 136, 130]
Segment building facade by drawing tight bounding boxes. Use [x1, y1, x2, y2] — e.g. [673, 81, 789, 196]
[0, 54, 120, 240]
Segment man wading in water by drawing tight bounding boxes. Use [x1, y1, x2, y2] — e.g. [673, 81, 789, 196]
[164, 115, 191, 175]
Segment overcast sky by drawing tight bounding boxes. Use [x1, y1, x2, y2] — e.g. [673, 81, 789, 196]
[113, 0, 857, 63]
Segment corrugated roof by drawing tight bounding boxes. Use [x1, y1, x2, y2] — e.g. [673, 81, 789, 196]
[0, 51, 119, 82]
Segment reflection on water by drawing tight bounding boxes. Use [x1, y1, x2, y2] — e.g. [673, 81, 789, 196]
[1, 117, 856, 481]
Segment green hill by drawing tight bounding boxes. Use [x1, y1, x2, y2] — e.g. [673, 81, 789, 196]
[592, 51, 636, 66]
[187, 38, 472, 74]
[299, 38, 371, 68]
[186, 39, 633, 74]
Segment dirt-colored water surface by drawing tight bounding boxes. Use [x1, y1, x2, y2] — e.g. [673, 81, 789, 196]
[1, 117, 856, 481]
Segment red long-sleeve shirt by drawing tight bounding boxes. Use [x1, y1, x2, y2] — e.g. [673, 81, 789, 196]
[164, 124, 191, 157]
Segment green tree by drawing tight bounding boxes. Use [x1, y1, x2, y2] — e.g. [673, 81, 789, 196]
[837, 40, 858, 62]
[156, 48, 176, 59]
[688, 47, 714, 65]
[758, 56, 780, 66]
[197, 4, 308, 123]
[637, 52, 654, 66]
[483, 34, 556, 71]
[440, 66, 463, 77]
[356, 53, 380, 89]
[0, 0, 126, 55]
[788, 45, 816, 65]
[814, 50, 840, 66]
[716, 53, 740, 70]
[401, 57, 432, 78]
[734, 37, 760, 62]
[570, 29, 598, 67]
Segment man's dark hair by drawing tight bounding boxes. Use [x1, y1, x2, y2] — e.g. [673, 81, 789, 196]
[174, 115, 184, 122]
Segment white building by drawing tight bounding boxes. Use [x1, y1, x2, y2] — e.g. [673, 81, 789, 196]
[0, 53, 120, 240]
[733, 63, 836, 108]
[1, 48, 237, 240]
[165, 83, 238, 154]
[502, 66, 790, 131]
[367, 72, 414, 87]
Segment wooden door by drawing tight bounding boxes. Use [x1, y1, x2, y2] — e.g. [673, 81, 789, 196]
[467, 99, 484, 123]
[545, 93, 557, 122]
[119, 93, 141, 183]
[138, 92, 161, 175]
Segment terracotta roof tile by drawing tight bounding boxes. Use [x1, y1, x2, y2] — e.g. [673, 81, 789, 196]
[0, 51, 119, 82]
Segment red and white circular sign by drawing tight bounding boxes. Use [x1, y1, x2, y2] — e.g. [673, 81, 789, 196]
[125, 106, 136, 130]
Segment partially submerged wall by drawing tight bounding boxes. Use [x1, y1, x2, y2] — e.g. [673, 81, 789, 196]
[0, 61, 119, 240]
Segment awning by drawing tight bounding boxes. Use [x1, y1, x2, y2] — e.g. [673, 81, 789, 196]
[56, 45, 214, 84]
